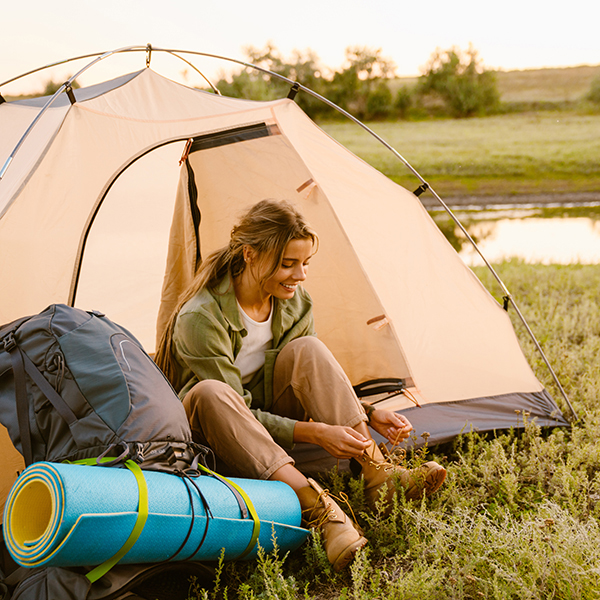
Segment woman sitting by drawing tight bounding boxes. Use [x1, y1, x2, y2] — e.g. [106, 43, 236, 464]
[155, 199, 446, 571]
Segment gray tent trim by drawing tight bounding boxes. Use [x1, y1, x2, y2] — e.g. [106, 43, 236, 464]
[395, 389, 568, 445]
[291, 389, 568, 474]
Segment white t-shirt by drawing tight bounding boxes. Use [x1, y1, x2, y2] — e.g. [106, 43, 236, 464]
[234, 301, 274, 384]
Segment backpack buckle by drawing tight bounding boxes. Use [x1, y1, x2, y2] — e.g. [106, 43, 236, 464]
[2, 332, 17, 352]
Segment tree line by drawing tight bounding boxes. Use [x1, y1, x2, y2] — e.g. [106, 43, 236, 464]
[212, 44, 600, 121]
[213, 44, 501, 120]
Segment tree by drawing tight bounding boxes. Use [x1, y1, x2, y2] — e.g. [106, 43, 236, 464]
[214, 43, 287, 101]
[328, 46, 396, 120]
[419, 45, 500, 117]
[214, 43, 330, 118]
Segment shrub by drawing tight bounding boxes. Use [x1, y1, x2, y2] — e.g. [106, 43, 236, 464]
[394, 85, 414, 119]
[587, 75, 600, 105]
[419, 45, 501, 117]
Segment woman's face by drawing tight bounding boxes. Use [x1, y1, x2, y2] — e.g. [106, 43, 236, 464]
[260, 238, 314, 300]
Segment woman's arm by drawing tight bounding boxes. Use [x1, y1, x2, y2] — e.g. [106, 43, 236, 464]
[176, 310, 301, 449]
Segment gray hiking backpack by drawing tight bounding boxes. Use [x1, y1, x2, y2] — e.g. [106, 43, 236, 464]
[0, 303, 194, 468]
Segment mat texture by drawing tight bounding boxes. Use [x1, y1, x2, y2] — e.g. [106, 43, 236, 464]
[3, 462, 308, 568]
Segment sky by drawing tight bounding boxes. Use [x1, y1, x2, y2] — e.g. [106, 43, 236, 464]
[2, 0, 600, 95]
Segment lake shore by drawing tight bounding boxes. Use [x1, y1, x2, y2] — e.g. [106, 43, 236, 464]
[421, 190, 600, 210]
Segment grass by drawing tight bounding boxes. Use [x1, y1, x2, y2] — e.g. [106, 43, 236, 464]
[320, 113, 600, 197]
[188, 262, 600, 599]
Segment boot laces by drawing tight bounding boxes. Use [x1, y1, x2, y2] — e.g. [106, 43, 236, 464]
[303, 488, 358, 528]
[360, 449, 395, 474]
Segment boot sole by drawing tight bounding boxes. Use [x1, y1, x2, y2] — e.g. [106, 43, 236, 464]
[423, 464, 447, 496]
[405, 463, 447, 500]
[332, 535, 368, 571]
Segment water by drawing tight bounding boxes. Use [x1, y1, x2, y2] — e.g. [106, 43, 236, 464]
[431, 204, 600, 266]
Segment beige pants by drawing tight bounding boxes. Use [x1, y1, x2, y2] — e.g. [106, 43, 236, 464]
[183, 337, 367, 479]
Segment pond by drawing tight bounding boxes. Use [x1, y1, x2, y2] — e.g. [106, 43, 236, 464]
[430, 203, 600, 266]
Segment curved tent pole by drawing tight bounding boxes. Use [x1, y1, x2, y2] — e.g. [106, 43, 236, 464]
[0, 45, 220, 93]
[0, 46, 577, 420]
[0, 45, 220, 182]
[0, 45, 142, 181]
[162, 50, 221, 94]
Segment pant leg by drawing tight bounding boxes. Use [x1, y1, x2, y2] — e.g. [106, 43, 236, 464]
[271, 337, 367, 428]
[183, 379, 293, 480]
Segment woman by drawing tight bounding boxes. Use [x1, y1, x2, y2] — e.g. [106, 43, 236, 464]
[155, 199, 445, 571]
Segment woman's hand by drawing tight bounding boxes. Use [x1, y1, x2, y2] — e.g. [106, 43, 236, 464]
[368, 409, 413, 446]
[294, 421, 371, 459]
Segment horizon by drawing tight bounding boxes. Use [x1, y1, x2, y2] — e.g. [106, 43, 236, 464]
[3, 50, 600, 99]
[3, 0, 600, 96]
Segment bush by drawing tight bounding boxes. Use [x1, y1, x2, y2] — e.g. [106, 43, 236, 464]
[394, 85, 414, 119]
[365, 82, 393, 120]
[419, 45, 501, 117]
[587, 75, 600, 105]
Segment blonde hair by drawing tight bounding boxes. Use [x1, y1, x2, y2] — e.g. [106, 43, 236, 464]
[155, 199, 318, 387]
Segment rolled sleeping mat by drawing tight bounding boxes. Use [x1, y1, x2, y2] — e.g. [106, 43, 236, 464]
[3, 461, 309, 570]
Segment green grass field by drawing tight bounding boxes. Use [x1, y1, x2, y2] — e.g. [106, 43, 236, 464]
[191, 262, 600, 599]
[320, 113, 600, 197]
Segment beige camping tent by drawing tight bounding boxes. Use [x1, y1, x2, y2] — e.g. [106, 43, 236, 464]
[0, 66, 567, 483]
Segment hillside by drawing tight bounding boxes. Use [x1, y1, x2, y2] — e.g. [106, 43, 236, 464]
[496, 64, 600, 102]
[393, 64, 600, 104]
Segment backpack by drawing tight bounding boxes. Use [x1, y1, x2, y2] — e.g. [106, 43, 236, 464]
[0, 304, 194, 468]
[0, 304, 209, 600]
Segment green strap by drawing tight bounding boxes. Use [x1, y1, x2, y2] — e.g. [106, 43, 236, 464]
[68, 458, 149, 583]
[198, 464, 261, 559]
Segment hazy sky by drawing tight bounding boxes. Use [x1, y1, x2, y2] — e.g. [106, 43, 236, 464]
[3, 0, 599, 95]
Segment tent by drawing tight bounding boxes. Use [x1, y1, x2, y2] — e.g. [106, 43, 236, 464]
[0, 49, 569, 482]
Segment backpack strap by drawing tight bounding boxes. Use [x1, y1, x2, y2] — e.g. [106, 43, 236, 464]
[3, 334, 33, 467]
[3, 333, 78, 466]
[196, 463, 261, 560]
[68, 458, 150, 583]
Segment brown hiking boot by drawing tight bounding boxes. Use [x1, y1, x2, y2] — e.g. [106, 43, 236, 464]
[296, 478, 368, 571]
[358, 440, 446, 512]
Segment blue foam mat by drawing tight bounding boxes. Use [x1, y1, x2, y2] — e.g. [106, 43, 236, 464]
[3, 462, 309, 568]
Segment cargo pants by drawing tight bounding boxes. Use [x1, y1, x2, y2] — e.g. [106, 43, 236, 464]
[182, 337, 368, 479]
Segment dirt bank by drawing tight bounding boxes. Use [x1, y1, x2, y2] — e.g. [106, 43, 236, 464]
[420, 191, 600, 210]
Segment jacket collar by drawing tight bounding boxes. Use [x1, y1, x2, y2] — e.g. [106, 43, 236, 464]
[214, 272, 292, 340]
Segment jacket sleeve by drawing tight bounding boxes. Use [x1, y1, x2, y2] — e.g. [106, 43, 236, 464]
[174, 310, 298, 449]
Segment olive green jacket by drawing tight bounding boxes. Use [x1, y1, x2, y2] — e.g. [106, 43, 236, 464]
[172, 273, 315, 449]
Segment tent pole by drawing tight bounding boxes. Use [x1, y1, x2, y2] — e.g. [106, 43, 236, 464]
[0, 45, 148, 184]
[0, 46, 220, 185]
[1, 46, 577, 421]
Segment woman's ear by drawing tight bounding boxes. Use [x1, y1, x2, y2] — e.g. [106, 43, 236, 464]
[243, 245, 256, 265]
